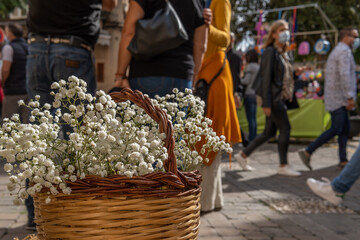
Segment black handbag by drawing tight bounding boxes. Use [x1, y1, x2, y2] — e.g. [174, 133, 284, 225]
[127, 0, 188, 60]
[194, 54, 226, 115]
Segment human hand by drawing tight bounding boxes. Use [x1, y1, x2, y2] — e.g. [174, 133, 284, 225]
[295, 66, 311, 76]
[234, 94, 241, 108]
[114, 77, 131, 89]
[346, 98, 356, 111]
[262, 107, 271, 117]
[203, 8, 212, 25]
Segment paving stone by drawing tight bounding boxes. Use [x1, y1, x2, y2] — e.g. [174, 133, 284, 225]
[273, 238, 297, 240]
[0, 213, 19, 221]
[294, 236, 321, 240]
[199, 226, 218, 238]
[0, 221, 12, 229]
[0, 230, 5, 238]
[222, 236, 247, 240]
[214, 227, 242, 237]
[260, 227, 291, 237]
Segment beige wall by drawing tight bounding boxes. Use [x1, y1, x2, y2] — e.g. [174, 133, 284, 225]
[94, 30, 122, 92]
[94, 0, 128, 93]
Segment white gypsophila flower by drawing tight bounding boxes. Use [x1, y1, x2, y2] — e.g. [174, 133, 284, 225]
[13, 198, 22, 206]
[45, 197, 51, 204]
[51, 82, 60, 89]
[95, 103, 103, 111]
[20, 190, 29, 200]
[69, 175, 77, 182]
[4, 163, 13, 172]
[7, 183, 16, 192]
[62, 187, 72, 195]
[17, 99, 25, 106]
[67, 165, 75, 173]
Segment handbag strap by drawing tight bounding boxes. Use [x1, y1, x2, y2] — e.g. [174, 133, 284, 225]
[208, 53, 227, 86]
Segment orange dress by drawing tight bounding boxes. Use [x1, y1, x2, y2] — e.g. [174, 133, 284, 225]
[197, 0, 241, 166]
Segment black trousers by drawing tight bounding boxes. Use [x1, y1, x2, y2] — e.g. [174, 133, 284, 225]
[243, 101, 290, 165]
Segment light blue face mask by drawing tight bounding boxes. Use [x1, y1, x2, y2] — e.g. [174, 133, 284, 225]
[279, 30, 290, 44]
[353, 38, 360, 51]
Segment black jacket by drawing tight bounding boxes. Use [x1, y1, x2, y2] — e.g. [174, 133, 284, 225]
[3, 38, 28, 95]
[226, 49, 242, 94]
[255, 45, 298, 109]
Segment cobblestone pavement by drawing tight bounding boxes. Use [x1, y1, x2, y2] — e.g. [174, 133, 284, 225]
[1, 140, 360, 240]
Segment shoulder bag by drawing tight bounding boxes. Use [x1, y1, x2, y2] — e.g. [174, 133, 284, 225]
[194, 54, 226, 115]
[127, 0, 188, 60]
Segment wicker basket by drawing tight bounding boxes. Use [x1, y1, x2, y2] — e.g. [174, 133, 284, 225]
[32, 89, 202, 240]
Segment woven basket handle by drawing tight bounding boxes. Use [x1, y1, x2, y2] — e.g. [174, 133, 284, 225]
[110, 89, 178, 175]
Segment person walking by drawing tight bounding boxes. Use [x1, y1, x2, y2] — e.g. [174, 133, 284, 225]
[241, 49, 260, 142]
[1, 24, 29, 124]
[195, 0, 242, 213]
[298, 27, 359, 170]
[113, 0, 208, 97]
[307, 139, 360, 205]
[25, 0, 117, 230]
[226, 32, 249, 147]
[234, 20, 306, 176]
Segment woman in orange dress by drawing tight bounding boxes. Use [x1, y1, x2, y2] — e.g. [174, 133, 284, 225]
[196, 0, 241, 213]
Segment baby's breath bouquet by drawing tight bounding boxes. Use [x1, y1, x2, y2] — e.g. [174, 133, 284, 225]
[1, 76, 232, 204]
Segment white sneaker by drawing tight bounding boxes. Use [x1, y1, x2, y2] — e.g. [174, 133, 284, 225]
[277, 165, 301, 176]
[306, 177, 343, 205]
[234, 152, 255, 171]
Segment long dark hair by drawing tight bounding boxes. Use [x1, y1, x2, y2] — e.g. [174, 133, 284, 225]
[245, 49, 258, 63]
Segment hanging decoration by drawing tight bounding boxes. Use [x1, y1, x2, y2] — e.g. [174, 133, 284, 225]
[314, 38, 330, 55]
[298, 41, 310, 55]
[255, 10, 266, 54]
[288, 7, 297, 51]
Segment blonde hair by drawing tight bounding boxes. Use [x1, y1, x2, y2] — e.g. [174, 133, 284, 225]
[263, 19, 289, 48]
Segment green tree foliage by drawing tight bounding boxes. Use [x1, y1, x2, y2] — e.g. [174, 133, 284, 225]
[268, 0, 360, 30]
[230, 0, 267, 35]
[0, 0, 27, 18]
[232, 0, 360, 63]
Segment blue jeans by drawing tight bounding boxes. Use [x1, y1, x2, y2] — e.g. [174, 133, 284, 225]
[25, 179, 34, 225]
[26, 42, 96, 106]
[306, 107, 349, 163]
[244, 94, 257, 141]
[25, 42, 96, 224]
[129, 76, 192, 98]
[332, 139, 360, 193]
[244, 101, 290, 165]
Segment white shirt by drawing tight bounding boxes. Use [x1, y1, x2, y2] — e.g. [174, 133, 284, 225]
[324, 42, 357, 112]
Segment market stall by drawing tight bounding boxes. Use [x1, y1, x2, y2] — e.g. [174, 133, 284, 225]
[238, 98, 331, 138]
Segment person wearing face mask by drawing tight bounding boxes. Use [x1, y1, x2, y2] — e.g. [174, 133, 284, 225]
[298, 27, 359, 171]
[235, 20, 307, 176]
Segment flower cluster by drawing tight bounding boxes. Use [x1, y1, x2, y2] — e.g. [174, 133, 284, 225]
[1, 76, 232, 205]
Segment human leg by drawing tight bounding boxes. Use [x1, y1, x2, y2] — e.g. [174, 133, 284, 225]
[332, 141, 360, 193]
[198, 153, 222, 212]
[26, 42, 54, 106]
[270, 102, 300, 176]
[242, 117, 277, 157]
[244, 95, 257, 141]
[270, 102, 290, 165]
[306, 107, 346, 155]
[214, 154, 224, 210]
[337, 109, 350, 164]
[25, 178, 35, 229]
